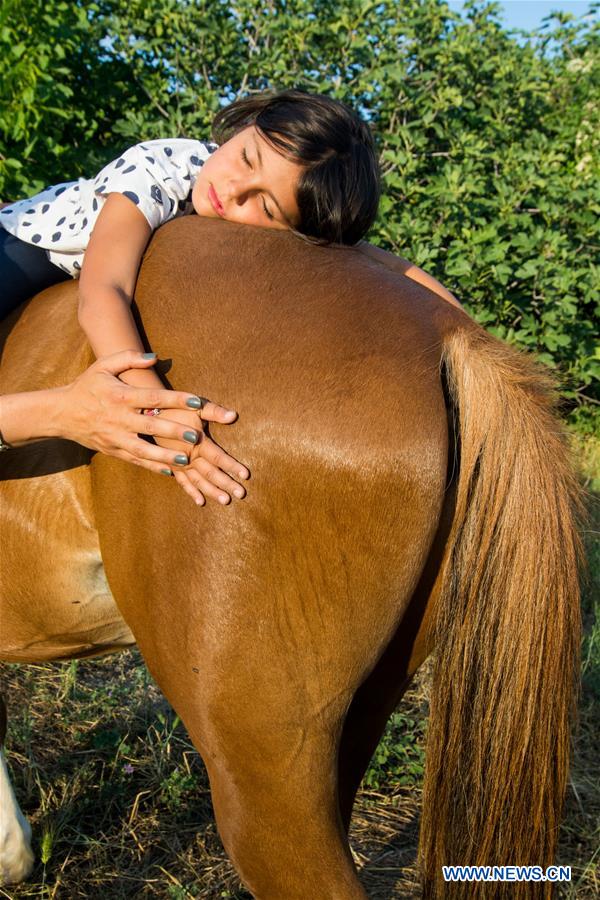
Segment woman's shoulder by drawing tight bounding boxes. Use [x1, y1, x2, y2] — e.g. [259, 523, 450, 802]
[104, 139, 217, 182]
[136, 137, 218, 158]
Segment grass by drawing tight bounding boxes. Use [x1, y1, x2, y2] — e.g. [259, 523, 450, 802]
[0, 431, 597, 899]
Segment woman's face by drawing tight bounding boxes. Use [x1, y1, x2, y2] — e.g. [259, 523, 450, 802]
[192, 125, 303, 230]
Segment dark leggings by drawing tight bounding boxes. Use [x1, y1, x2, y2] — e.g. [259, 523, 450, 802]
[0, 227, 71, 319]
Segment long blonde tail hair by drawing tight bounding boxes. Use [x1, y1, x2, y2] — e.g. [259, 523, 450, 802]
[419, 326, 588, 898]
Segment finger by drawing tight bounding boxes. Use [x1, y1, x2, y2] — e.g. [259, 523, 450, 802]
[96, 350, 159, 377]
[173, 469, 206, 506]
[132, 411, 201, 446]
[123, 435, 194, 470]
[122, 387, 220, 414]
[194, 435, 250, 480]
[185, 468, 234, 505]
[197, 399, 238, 424]
[130, 413, 202, 452]
[186, 450, 249, 501]
[189, 456, 246, 499]
[109, 447, 174, 478]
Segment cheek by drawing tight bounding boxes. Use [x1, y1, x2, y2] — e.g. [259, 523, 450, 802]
[191, 178, 204, 215]
[238, 209, 265, 227]
[225, 202, 265, 227]
[200, 149, 227, 186]
[192, 168, 214, 216]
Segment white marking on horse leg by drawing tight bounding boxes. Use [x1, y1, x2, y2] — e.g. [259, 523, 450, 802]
[0, 750, 34, 884]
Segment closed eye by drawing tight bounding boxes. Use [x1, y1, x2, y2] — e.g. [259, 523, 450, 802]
[242, 147, 275, 221]
[262, 199, 274, 221]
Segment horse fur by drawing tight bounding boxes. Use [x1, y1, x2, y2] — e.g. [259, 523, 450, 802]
[0, 217, 586, 898]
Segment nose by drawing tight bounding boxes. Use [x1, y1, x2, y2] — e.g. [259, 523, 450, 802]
[232, 188, 248, 206]
[227, 172, 256, 207]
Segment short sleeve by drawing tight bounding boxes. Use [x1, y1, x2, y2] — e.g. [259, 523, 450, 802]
[93, 144, 170, 230]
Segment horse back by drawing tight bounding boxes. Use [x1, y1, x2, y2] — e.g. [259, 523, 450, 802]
[88, 219, 463, 711]
[1, 218, 464, 687]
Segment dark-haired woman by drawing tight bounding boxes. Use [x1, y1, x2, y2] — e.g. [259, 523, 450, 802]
[1, 90, 380, 503]
[0, 89, 457, 502]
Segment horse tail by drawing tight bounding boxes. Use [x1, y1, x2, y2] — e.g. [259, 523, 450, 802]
[418, 325, 588, 898]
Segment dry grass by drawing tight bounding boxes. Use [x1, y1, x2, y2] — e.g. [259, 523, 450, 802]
[0, 657, 425, 899]
[1, 435, 597, 900]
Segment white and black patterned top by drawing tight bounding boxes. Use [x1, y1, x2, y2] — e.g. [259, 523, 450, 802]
[0, 138, 217, 277]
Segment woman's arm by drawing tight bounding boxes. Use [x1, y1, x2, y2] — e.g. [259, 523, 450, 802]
[402, 262, 463, 309]
[358, 242, 463, 310]
[1, 386, 65, 447]
[0, 351, 232, 469]
[77, 194, 248, 505]
[78, 193, 160, 388]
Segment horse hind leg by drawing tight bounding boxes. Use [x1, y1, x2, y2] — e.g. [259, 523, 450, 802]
[0, 695, 34, 885]
[133, 602, 371, 898]
[190, 696, 368, 900]
[337, 476, 456, 832]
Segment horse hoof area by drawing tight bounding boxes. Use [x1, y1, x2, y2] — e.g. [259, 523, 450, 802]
[0, 813, 35, 885]
[0, 838, 35, 885]
[0, 752, 35, 884]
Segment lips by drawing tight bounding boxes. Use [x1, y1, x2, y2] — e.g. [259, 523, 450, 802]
[208, 184, 225, 217]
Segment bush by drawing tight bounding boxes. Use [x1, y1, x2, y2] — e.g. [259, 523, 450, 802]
[1, 0, 597, 429]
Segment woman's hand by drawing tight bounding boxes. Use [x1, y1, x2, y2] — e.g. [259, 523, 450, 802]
[151, 405, 249, 506]
[50, 351, 248, 493]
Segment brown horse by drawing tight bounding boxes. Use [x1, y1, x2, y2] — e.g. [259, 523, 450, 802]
[0, 217, 586, 898]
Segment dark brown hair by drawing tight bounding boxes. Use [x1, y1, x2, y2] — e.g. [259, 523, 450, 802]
[212, 89, 381, 246]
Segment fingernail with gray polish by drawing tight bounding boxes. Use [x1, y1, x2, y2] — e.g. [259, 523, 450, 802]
[160, 468, 173, 476]
[183, 430, 198, 444]
[186, 396, 202, 409]
[142, 352, 157, 359]
[174, 454, 189, 466]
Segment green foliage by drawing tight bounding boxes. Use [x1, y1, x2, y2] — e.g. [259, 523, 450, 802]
[160, 765, 202, 812]
[0, 0, 144, 192]
[371, 1, 599, 428]
[1, 0, 598, 427]
[364, 709, 426, 789]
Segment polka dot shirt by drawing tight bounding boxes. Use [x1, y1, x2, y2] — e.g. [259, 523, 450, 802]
[0, 139, 217, 277]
